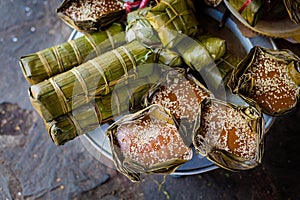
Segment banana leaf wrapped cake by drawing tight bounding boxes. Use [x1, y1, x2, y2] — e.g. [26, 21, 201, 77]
[174, 34, 226, 72]
[57, 0, 126, 32]
[19, 23, 126, 85]
[193, 98, 265, 171]
[106, 104, 193, 182]
[228, 46, 300, 116]
[126, 7, 161, 45]
[144, 68, 214, 145]
[146, 0, 199, 48]
[30, 40, 184, 123]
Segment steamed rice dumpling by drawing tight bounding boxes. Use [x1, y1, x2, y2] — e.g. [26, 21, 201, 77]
[107, 104, 193, 182]
[173, 34, 226, 72]
[146, 0, 199, 48]
[57, 0, 126, 32]
[193, 98, 264, 171]
[126, 7, 161, 45]
[228, 46, 300, 116]
[19, 23, 126, 85]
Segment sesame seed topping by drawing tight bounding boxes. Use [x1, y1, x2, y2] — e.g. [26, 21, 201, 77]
[150, 76, 214, 122]
[195, 101, 257, 160]
[241, 49, 298, 114]
[63, 0, 124, 21]
[115, 114, 192, 167]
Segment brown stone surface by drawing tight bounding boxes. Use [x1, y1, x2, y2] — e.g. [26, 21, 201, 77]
[0, 1, 300, 200]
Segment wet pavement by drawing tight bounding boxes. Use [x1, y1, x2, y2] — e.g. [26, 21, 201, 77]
[1, 0, 300, 199]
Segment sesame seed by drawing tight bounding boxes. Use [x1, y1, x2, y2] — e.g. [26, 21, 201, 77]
[195, 101, 257, 160]
[63, 0, 124, 21]
[115, 112, 192, 167]
[240, 48, 298, 114]
[150, 75, 214, 123]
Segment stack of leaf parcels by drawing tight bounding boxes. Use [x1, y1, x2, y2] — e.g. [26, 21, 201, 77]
[20, 0, 295, 181]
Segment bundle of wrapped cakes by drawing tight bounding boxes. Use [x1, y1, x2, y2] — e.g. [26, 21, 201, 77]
[19, 0, 299, 182]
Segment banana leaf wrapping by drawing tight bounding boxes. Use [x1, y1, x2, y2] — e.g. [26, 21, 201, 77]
[19, 23, 126, 85]
[57, 0, 126, 32]
[152, 48, 182, 67]
[227, 0, 265, 26]
[228, 46, 300, 116]
[144, 68, 214, 146]
[106, 104, 193, 182]
[126, 7, 161, 45]
[146, 0, 199, 48]
[29, 41, 151, 122]
[200, 52, 241, 95]
[193, 98, 265, 171]
[283, 0, 300, 24]
[173, 34, 226, 72]
[46, 64, 166, 145]
[30, 41, 184, 123]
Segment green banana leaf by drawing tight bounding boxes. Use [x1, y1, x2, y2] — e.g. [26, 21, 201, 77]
[146, 0, 199, 48]
[173, 34, 226, 72]
[126, 7, 161, 46]
[29, 41, 152, 122]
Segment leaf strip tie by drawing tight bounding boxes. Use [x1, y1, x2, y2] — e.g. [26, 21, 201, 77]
[70, 68, 89, 103]
[69, 40, 83, 64]
[112, 49, 129, 79]
[119, 46, 137, 78]
[52, 46, 65, 73]
[106, 29, 115, 49]
[49, 77, 70, 114]
[89, 60, 110, 95]
[37, 51, 52, 77]
[67, 113, 82, 137]
[112, 91, 121, 115]
[85, 33, 101, 55]
[94, 101, 103, 125]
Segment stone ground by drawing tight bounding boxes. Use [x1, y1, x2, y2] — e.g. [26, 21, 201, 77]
[1, 0, 300, 199]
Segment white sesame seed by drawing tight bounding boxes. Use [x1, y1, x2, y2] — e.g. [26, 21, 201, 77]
[63, 0, 124, 21]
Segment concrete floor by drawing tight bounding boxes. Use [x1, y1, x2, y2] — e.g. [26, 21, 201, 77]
[0, 0, 300, 199]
